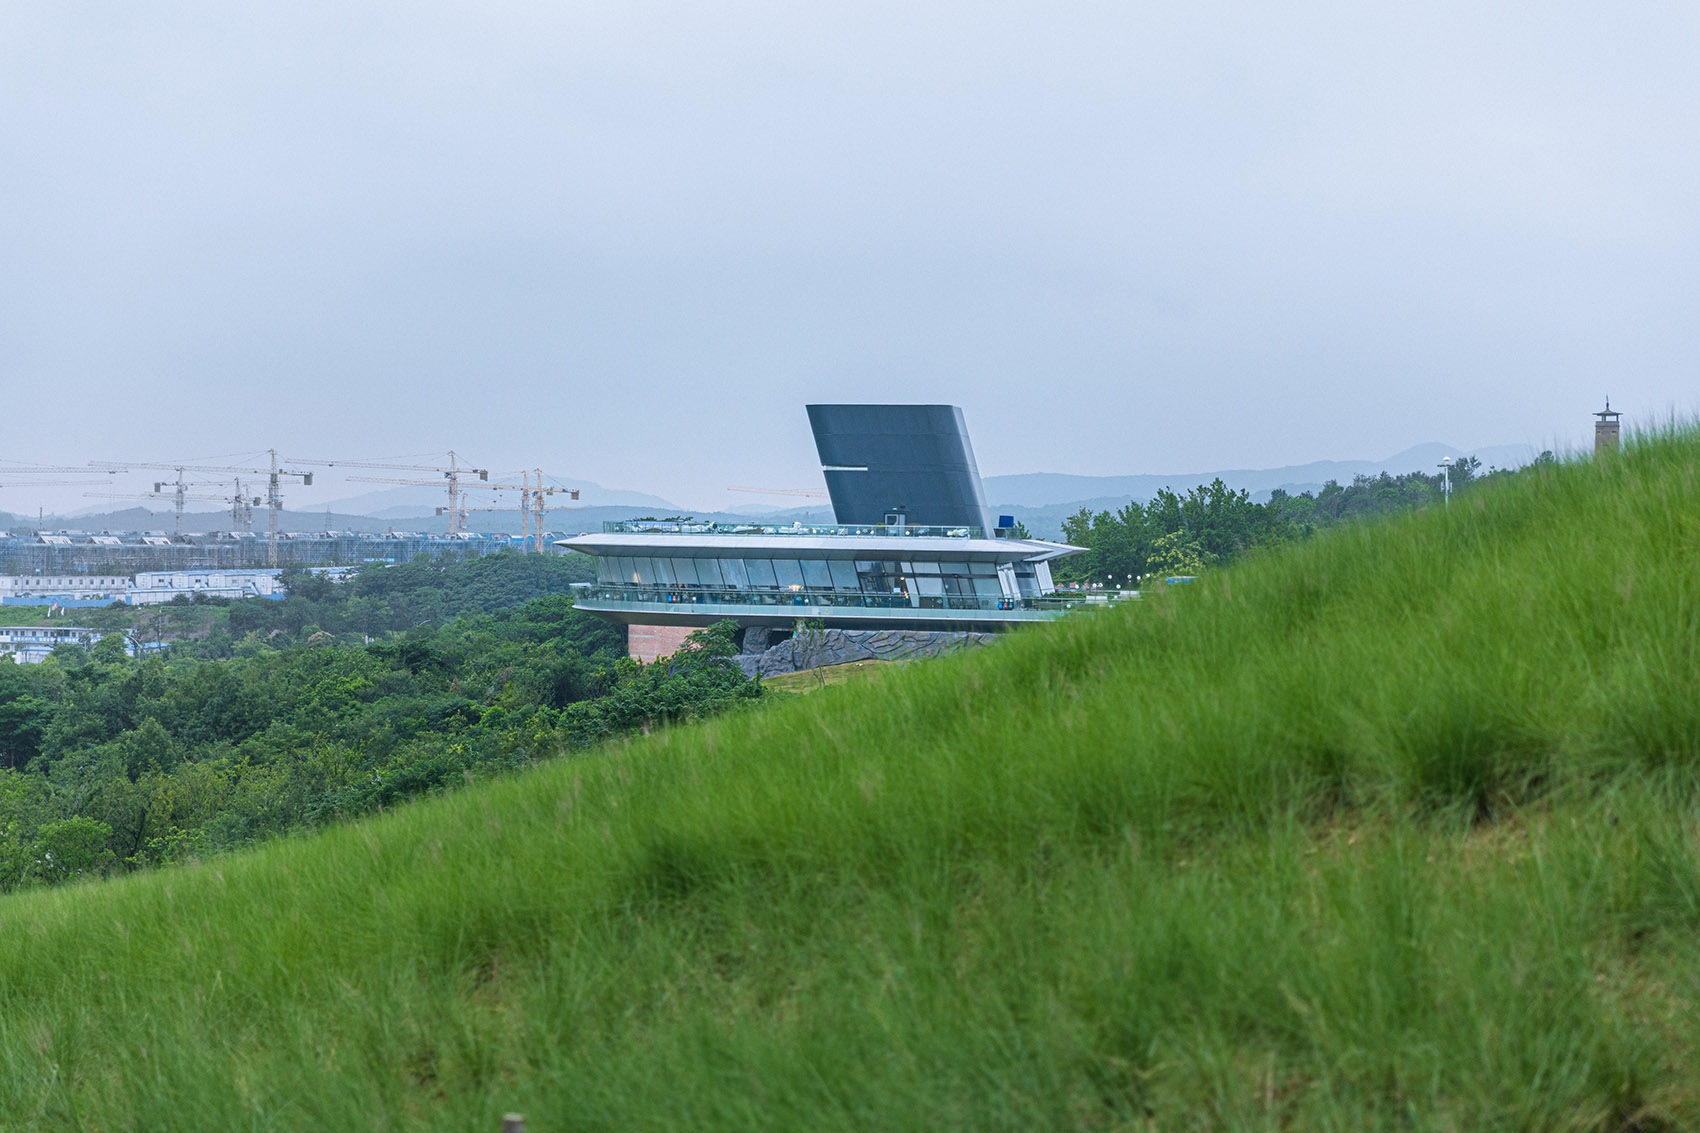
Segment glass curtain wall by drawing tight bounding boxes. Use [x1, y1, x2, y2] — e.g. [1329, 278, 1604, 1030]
[595, 554, 1009, 598]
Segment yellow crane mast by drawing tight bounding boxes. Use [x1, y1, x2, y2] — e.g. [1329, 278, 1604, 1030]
[466, 470, 580, 552]
[288, 451, 488, 536]
[90, 452, 312, 565]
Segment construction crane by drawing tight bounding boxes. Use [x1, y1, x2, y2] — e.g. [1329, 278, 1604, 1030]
[145, 469, 221, 535]
[1, 480, 109, 521]
[340, 474, 497, 534]
[0, 479, 110, 489]
[83, 483, 263, 535]
[168, 486, 262, 534]
[221, 478, 261, 532]
[289, 452, 488, 535]
[79, 467, 200, 533]
[0, 466, 126, 514]
[138, 477, 263, 534]
[149, 475, 263, 535]
[86, 474, 260, 536]
[524, 474, 580, 552]
[0, 465, 126, 475]
[466, 470, 581, 552]
[90, 451, 312, 565]
[0, 468, 125, 527]
[728, 485, 830, 499]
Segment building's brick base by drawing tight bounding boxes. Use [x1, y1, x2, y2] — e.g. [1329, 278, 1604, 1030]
[627, 623, 698, 663]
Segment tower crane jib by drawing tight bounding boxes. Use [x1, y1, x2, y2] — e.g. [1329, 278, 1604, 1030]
[288, 451, 488, 535]
[89, 454, 312, 564]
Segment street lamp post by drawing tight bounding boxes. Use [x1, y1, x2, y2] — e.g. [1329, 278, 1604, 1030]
[1439, 457, 1453, 509]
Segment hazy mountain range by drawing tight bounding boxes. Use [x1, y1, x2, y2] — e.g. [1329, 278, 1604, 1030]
[980, 443, 1540, 508]
[313, 478, 675, 518]
[2, 444, 1542, 542]
[980, 443, 1541, 537]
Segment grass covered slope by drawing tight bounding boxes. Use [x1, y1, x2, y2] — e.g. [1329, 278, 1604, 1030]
[6, 431, 1700, 1128]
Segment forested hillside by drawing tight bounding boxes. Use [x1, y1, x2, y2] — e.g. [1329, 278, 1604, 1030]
[223, 551, 596, 641]
[1053, 451, 1547, 582]
[0, 555, 758, 891]
[4, 433, 1699, 1127]
[2, 551, 597, 645]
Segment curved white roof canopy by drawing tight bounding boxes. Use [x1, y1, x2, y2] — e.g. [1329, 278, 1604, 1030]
[555, 532, 1082, 562]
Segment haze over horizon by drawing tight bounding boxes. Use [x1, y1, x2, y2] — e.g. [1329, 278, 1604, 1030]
[5, 438, 1543, 534]
[3, 2, 1693, 517]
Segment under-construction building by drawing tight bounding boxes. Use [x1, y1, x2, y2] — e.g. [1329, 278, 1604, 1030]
[0, 529, 564, 576]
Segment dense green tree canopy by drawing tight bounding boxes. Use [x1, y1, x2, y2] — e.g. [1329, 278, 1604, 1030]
[1053, 456, 1529, 584]
[0, 553, 757, 893]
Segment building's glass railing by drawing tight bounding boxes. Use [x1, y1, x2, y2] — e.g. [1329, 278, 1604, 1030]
[577, 585, 1109, 614]
[601, 520, 984, 539]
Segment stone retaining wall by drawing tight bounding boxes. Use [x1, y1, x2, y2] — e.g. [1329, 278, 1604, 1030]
[733, 627, 996, 678]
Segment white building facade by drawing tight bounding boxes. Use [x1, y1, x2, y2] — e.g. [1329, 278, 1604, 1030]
[127, 570, 283, 605]
[0, 570, 285, 605]
[0, 575, 130, 600]
[0, 626, 104, 663]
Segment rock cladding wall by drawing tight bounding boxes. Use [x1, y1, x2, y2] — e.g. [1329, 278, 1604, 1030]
[734, 628, 996, 678]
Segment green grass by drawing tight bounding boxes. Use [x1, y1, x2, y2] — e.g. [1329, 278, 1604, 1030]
[5, 429, 1700, 1128]
[758, 657, 890, 694]
[0, 606, 127, 629]
[0, 602, 216, 637]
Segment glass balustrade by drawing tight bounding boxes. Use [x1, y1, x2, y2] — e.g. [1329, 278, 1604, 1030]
[601, 520, 984, 538]
[578, 584, 1104, 614]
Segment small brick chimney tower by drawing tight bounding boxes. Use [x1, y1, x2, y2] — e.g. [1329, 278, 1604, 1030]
[1594, 400, 1621, 454]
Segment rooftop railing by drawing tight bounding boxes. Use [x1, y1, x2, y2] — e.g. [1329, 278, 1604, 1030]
[600, 520, 984, 539]
[577, 584, 1110, 615]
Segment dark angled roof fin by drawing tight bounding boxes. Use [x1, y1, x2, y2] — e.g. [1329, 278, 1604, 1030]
[806, 404, 993, 531]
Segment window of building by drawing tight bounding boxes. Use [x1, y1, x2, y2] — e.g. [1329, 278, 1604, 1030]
[772, 559, 805, 589]
[800, 559, 833, 590]
[744, 559, 778, 588]
[855, 560, 903, 593]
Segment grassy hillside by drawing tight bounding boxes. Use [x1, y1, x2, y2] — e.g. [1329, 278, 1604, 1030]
[4, 430, 1700, 1128]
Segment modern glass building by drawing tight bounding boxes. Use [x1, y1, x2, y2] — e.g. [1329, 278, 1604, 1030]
[560, 406, 1089, 635]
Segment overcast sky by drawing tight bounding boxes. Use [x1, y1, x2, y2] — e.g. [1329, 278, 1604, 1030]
[2, 1, 1695, 515]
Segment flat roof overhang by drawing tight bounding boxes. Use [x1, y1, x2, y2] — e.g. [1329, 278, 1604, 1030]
[571, 596, 1083, 633]
[556, 532, 1082, 562]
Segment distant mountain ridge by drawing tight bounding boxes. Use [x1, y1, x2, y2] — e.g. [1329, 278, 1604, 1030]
[6, 443, 1545, 542]
[982, 443, 1539, 509]
[315, 477, 675, 517]
[1, 504, 822, 539]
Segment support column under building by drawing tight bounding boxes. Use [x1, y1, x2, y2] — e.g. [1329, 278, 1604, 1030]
[627, 624, 697, 664]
